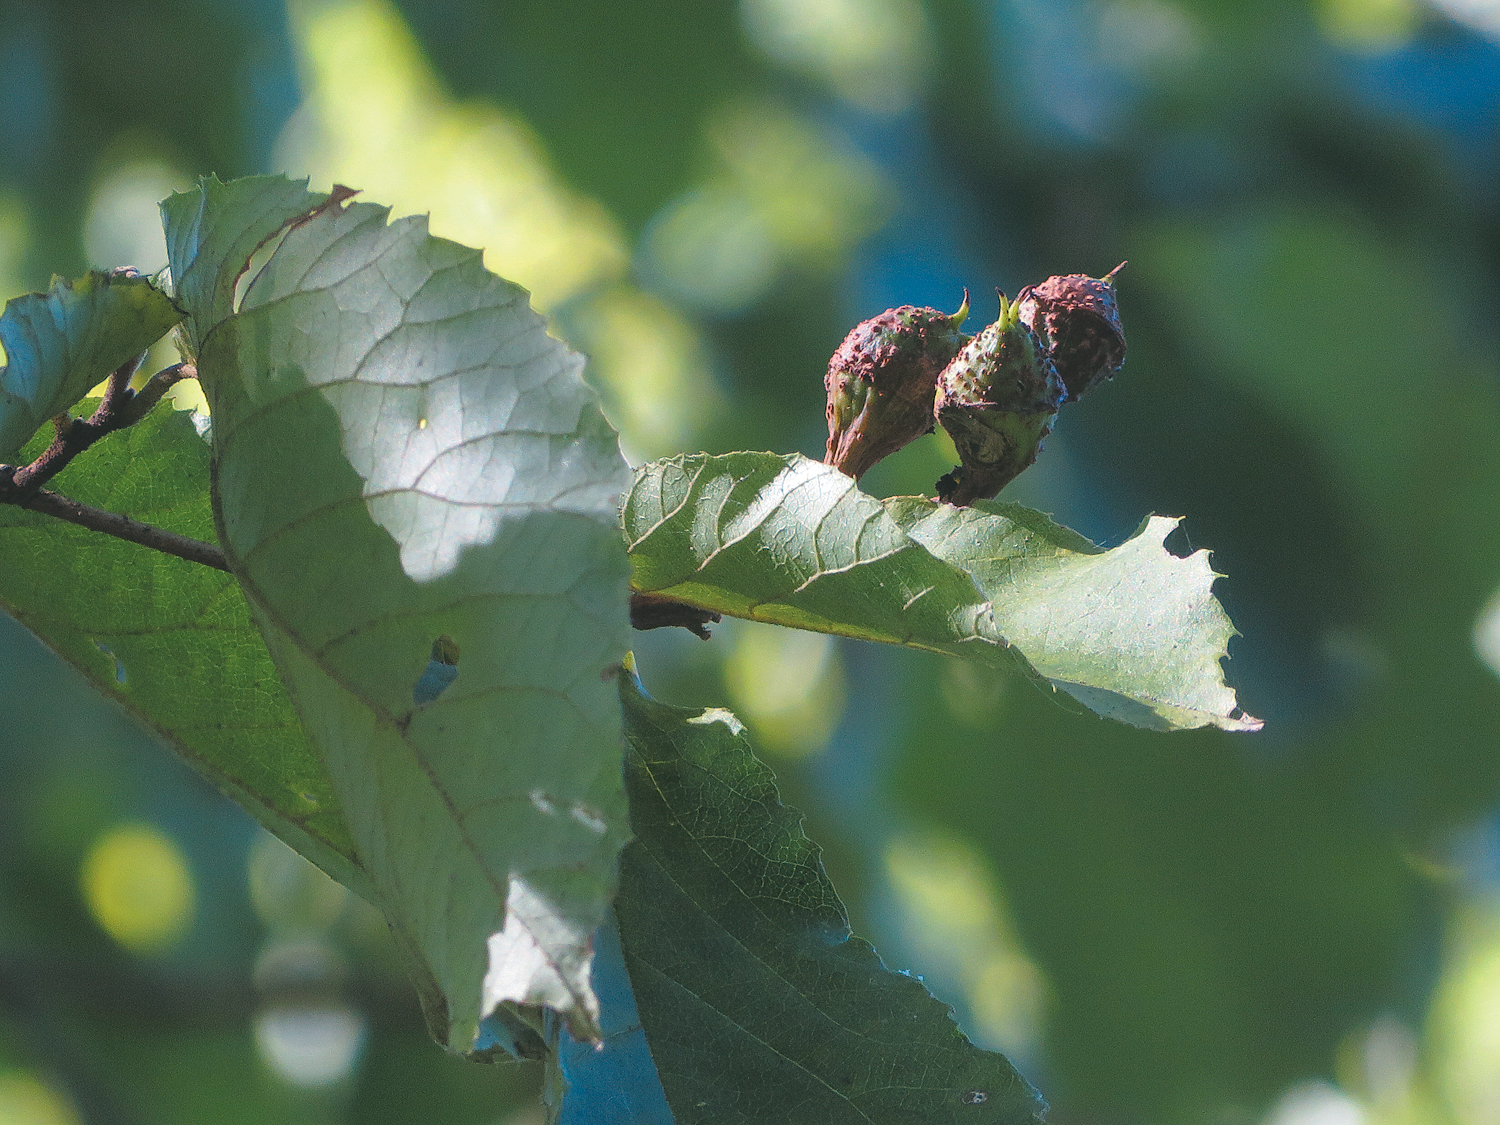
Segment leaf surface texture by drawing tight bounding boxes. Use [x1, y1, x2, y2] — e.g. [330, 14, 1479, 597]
[625, 453, 1258, 732]
[166, 175, 634, 1045]
[616, 674, 1045, 1124]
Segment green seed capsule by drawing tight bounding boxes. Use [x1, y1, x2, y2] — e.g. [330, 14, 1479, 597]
[934, 292, 1063, 506]
[1016, 262, 1126, 402]
[824, 295, 970, 480]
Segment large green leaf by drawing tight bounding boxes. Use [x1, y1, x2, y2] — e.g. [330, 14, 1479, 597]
[0, 271, 183, 460]
[616, 671, 1044, 1125]
[624, 452, 1258, 732]
[165, 178, 634, 1046]
[0, 402, 366, 895]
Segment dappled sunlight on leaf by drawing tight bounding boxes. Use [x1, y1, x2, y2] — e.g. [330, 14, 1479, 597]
[626, 452, 1259, 732]
[168, 175, 633, 1047]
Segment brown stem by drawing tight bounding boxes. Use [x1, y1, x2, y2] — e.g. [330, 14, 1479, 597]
[119, 362, 197, 426]
[95, 350, 140, 418]
[21, 489, 229, 572]
[629, 593, 721, 639]
[0, 356, 224, 571]
[4, 354, 149, 502]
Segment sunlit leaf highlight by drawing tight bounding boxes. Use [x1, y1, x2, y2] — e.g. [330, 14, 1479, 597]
[162, 175, 634, 1048]
[624, 452, 1259, 732]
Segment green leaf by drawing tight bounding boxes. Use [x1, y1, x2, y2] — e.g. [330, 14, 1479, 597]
[887, 499, 1258, 731]
[0, 402, 366, 895]
[166, 177, 634, 1047]
[0, 271, 183, 460]
[624, 452, 1258, 732]
[160, 174, 331, 357]
[616, 671, 1044, 1125]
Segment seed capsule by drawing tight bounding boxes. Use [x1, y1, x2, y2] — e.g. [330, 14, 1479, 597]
[1016, 262, 1126, 402]
[934, 292, 1063, 506]
[824, 296, 970, 480]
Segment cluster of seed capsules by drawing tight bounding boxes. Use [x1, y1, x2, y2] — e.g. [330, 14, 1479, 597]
[823, 265, 1126, 505]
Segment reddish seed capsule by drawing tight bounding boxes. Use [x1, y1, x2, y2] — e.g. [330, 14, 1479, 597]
[824, 295, 970, 480]
[1016, 262, 1126, 403]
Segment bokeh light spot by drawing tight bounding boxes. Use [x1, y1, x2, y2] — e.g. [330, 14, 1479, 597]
[253, 1003, 366, 1088]
[1430, 905, 1500, 1125]
[80, 822, 194, 954]
[83, 160, 184, 275]
[1426, 0, 1500, 42]
[724, 623, 845, 758]
[277, 0, 625, 311]
[638, 185, 776, 315]
[0, 1072, 79, 1125]
[1318, 0, 1420, 51]
[1259, 1080, 1367, 1125]
[1473, 584, 1500, 681]
[567, 285, 718, 461]
[247, 830, 349, 935]
[884, 831, 1046, 1060]
[740, 0, 933, 113]
[640, 98, 891, 314]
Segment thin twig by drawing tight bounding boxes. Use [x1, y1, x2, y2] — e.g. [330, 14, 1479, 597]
[0, 357, 225, 571]
[22, 489, 229, 572]
[95, 350, 140, 418]
[3, 354, 148, 502]
[119, 362, 197, 426]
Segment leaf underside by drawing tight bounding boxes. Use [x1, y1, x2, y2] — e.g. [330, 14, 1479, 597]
[0, 271, 183, 460]
[616, 673, 1046, 1125]
[165, 174, 634, 1046]
[624, 452, 1259, 733]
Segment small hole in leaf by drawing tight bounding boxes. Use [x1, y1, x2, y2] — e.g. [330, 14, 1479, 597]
[94, 641, 127, 685]
[417, 417, 428, 429]
[412, 635, 460, 706]
[961, 1090, 988, 1105]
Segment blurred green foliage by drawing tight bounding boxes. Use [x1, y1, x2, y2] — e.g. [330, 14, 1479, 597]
[4, 0, 1500, 1122]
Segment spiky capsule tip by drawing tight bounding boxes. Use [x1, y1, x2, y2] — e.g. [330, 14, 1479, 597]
[1016, 263, 1126, 403]
[933, 291, 1063, 505]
